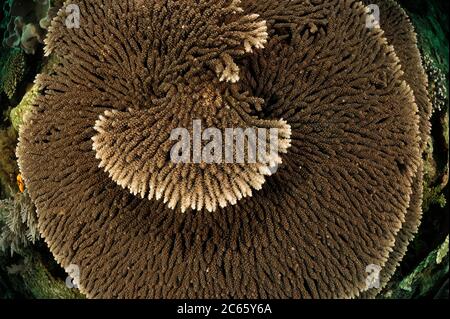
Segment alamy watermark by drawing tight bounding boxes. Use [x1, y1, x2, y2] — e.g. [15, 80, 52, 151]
[65, 4, 81, 29]
[365, 264, 381, 289]
[365, 4, 380, 29]
[65, 263, 80, 289]
[170, 120, 281, 168]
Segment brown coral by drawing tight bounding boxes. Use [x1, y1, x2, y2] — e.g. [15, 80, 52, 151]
[92, 83, 292, 212]
[17, 0, 426, 298]
[360, 0, 431, 298]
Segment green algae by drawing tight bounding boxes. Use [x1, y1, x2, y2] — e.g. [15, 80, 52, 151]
[10, 84, 38, 132]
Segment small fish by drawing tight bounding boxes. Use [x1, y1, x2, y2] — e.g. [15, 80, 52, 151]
[17, 174, 25, 193]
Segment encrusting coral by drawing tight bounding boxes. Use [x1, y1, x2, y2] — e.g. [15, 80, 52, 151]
[17, 0, 429, 298]
[0, 126, 18, 196]
[422, 54, 448, 113]
[10, 84, 39, 131]
[0, 48, 26, 99]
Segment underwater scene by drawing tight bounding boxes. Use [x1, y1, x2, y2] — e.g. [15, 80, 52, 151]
[0, 0, 448, 301]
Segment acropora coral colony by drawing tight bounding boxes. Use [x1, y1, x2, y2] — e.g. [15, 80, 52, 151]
[0, 0, 444, 298]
